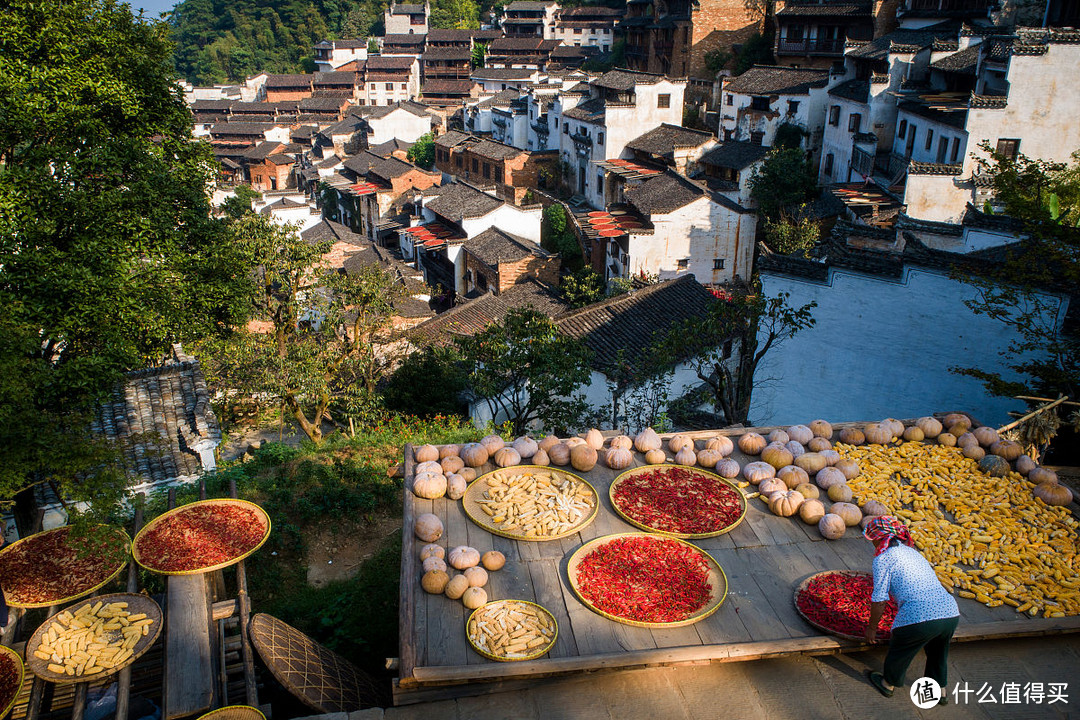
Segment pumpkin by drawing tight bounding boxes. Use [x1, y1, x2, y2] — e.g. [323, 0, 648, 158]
[696, 448, 723, 468]
[423, 556, 447, 573]
[809, 419, 833, 439]
[916, 417, 943, 438]
[440, 455, 465, 474]
[787, 425, 814, 445]
[565, 437, 587, 449]
[815, 467, 847, 489]
[818, 513, 846, 539]
[862, 500, 889, 517]
[778, 465, 809, 489]
[459, 467, 477, 483]
[963, 445, 985, 461]
[446, 473, 467, 500]
[548, 443, 571, 466]
[796, 482, 819, 500]
[531, 449, 550, 467]
[1034, 481, 1073, 506]
[584, 428, 605, 451]
[482, 551, 506, 571]
[839, 428, 865, 445]
[957, 432, 978, 448]
[784, 441, 806, 459]
[610, 435, 634, 450]
[464, 566, 489, 588]
[605, 446, 634, 470]
[706, 435, 735, 456]
[834, 459, 860, 480]
[1015, 455, 1037, 476]
[949, 421, 971, 437]
[761, 443, 793, 470]
[884, 418, 905, 439]
[715, 458, 741, 478]
[571, 444, 598, 472]
[860, 515, 876, 531]
[759, 477, 787, 496]
[827, 483, 853, 503]
[903, 426, 924, 442]
[416, 461, 443, 475]
[449, 546, 481, 570]
[414, 444, 439, 463]
[738, 432, 767, 455]
[445, 574, 469, 600]
[420, 544, 444, 561]
[422, 570, 450, 594]
[440, 444, 461, 459]
[769, 490, 805, 517]
[766, 429, 790, 445]
[800, 499, 825, 525]
[973, 426, 999, 447]
[493, 447, 522, 468]
[820, 449, 841, 466]
[461, 443, 489, 468]
[668, 434, 694, 453]
[674, 446, 698, 466]
[645, 448, 667, 465]
[863, 423, 892, 445]
[512, 436, 539, 459]
[538, 434, 560, 452]
[481, 434, 506, 455]
[991, 440, 1023, 461]
[634, 427, 662, 453]
[937, 432, 957, 447]
[944, 412, 971, 428]
[807, 437, 831, 452]
[1028, 467, 1058, 485]
[462, 586, 488, 609]
[831, 502, 862, 527]
[415, 513, 443, 542]
[413, 472, 447, 499]
[742, 461, 776, 485]
[794, 452, 826, 474]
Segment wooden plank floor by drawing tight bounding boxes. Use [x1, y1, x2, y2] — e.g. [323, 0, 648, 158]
[397, 430, 1080, 704]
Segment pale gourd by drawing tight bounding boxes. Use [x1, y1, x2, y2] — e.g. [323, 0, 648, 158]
[566, 437, 588, 449]
[766, 429, 789, 445]
[948, 421, 970, 437]
[903, 426, 924, 443]
[512, 436, 539, 459]
[571, 444, 598, 472]
[991, 440, 1023, 461]
[777, 465, 809, 489]
[786, 425, 813, 446]
[973, 426, 999, 447]
[645, 448, 667, 465]
[414, 444, 439, 463]
[815, 467, 846, 489]
[794, 452, 826, 474]
[461, 443, 489, 468]
[481, 550, 506, 571]
[738, 432, 767, 455]
[420, 544, 444, 561]
[538, 434, 560, 452]
[769, 490, 804, 517]
[958, 432, 978, 449]
[422, 570, 450, 594]
[423, 556, 447, 573]
[674, 446, 697, 466]
[449, 546, 481, 570]
[944, 412, 971, 429]
[937, 432, 957, 447]
[548, 443, 571, 466]
[415, 461, 443, 475]
[834, 459, 860, 480]
[800, 499, 825, 525]
[827, 483, 853, 503]
[862, 500, 889, 517]
[1028, 467, 1058, 485]
[464, 566, 489, 588]
[884, 418, 905, 439]
[439, 444, 460, 459]
[963, 444, 986, 461]
[440, 455, 465, 475]
[742, 461, 776, 484]
[446, 473, 467, 500]
[832, 502, 862, 527]
[493, 447, 522, 468]
[668, 434, 693, 453]
[785, 441, 806, 459]
[916, 417, 943, 438]
[795, 482, 819, 500]
[696, 448, 723, 468]
[715, 458, 740, 478]
[1034, 481, 1073, 506]
[863, 423, 892, 445]
[481, 434, 506, 455]
[445, 574, 469, 600]
[462, 586, 488, 609]
[839, 428, 865, 445]
[808, 419, 833, 439]
[459, 467, 477, 483]
[584, 428, 605, 451]
[634, 427, 662, 453]
[415, 513, 443, 542]
[761, 443, 793, 470]
[818, 513, 846, 539]
[1015, 455, 1037, 476]
[531, 448, 550, 467]
[605, 446, 634, 470]
[610, 435, 634, 450]
[759, 477, 787, 496]
[820, 449, 840, 466]
[705, 435, 734, 456]
[413, 472, 447, 500]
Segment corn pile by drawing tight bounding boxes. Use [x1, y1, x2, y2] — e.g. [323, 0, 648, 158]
[33, 600, 154, 676]
[478, 470, 594, 538]
[837, 441, 1079, 618]
[468, 600, 556, 659]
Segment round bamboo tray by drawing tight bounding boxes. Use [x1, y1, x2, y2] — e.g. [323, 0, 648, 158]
[0, 645, 25, 720]
[794, 570, 893, 642]
[462, 466, 599, 542]
[0, 526, 130, 609]
[466, 600, 558, 662]
[196, 706, 266, 720]
[608, 465, 748, 539]
[132, 498, 271, 575]
[25, 593, 162, 684]
[567, 532, 728, 628]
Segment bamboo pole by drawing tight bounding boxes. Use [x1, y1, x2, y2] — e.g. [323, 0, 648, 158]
[998, 395, 1069, 433]
[1015, 395, 1080, 406]
[229, 479, 258, 707]
[114, 497, 145, 720]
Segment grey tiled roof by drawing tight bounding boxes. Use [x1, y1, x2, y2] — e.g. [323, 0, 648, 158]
[908, 161, 964, 175]
[561, 97, 607, 123]
[383, 33, 427, 46]
[828, 79, 870, 103]
[724, 65, 830, 95]
[465, 227, 550, 266]
[423, 47, 472, 60]
[421, 79, 477, 95]
[424, 181, 505, 219]
[390, 3, 425, 13]
[369, 137, 415, 156]
[302, 219, 365, 247]
[410, 277, 568, 344]
[846, 23, 960, 60]
[592, 69, 666, 91]
[700, 141, 769, 170]
[265, 73, 313, 88]
[626, 123, 715, 159]
[777, 1, 870, 16]
[930, 44, 980, 74]
[469, 139, 525, 160]
[624, 172, 706, 215]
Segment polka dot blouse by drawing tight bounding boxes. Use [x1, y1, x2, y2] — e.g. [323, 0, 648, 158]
[872, 543, 959, 629]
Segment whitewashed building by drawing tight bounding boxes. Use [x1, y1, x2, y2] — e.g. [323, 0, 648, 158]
[313, 39, 369, 72]
[719, 66, 832, 160]
[384, 1, 429, 35]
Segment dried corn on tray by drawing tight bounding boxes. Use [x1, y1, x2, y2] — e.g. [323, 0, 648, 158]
[25, 593, 162, 683]
[462, 466, 598, 541]
[838, 441, 1080, 618]
[466, 600, 558, 661]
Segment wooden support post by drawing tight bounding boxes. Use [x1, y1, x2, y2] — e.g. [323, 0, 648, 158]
[115, 498, 144, 720]
[23, 512, 50, 720]
[398, 444, 417, 682]
[230, 478, 259, 707]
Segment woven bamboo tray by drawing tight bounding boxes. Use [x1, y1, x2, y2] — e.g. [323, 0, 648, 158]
[609, 464, 748, 539]
[25, 593, 162, 684]
[196, 706, 266, 720]
[0, 526, 130, 609]
[132, 498, 271, 575]
[0, 645, 25, 720]
[248, 613, 377, 713]
[465, 600, 558, 662]
[567, 532, 728, 628]
[794, 570, 894, 642]
[462, 466, 598, 541]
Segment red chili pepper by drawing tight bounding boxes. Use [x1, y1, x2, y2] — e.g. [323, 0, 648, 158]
[613, 467, 741, 534]
[136, 504, 265, 572]
[0, 651, 19, 712]
[795, 572, 897, 638]
[0, 527, 125, 605]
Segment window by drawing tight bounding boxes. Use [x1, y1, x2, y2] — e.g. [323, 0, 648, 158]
[563, 124, 569, 134]
[848, 112, 862, 133]
[725, 94, 733, 106]
[401, 83, 407, 90]
[677, 258, 689, 270]
[898, 119, 907, 139]
[554, 118, 559, 128]
[950, 137, 960, 163]
[723, 128, 734, 141]
[370, 84, 377, 91]
[722, 339, 733, 360]
[596, 172, 604, 194]
[925, 128, 934, 151]
[455, 156, 463, 167]
[483, 162, 491, 178]
[996, 138, 1020, 161]
[574, 28, 581, 33]
[786, 23, 805, 41]
[657, 93, 670, 108]
[597, 132, 604, 144]
[750, 131, 765, 145]
[472, 158, 479, 172]
[386, 83, 394, 91]
[788, 100, 800, 114]
[824, 152, 834, 176]
[937, 136, 949, 164]
[750, 96, 770, 111]
[477, 273, 488, 291]
[828, 105, 841, 126]
[713, 258, 725, 270]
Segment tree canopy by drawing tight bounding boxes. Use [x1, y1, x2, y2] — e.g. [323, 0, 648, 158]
[749, 148, 818, 220]
[407, 132, 435, 170]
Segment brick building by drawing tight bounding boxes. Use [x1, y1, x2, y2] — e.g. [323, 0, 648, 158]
[382, 33, 427, 55]
[501, 1, 560, 38]
[462, 227, 560, 296]
[249, 149, 297, 192]
[264, 74, 314, 102]
[434, 132, 557, 203]
[553, 5, 620, 51]
[774, 0, 900, 69]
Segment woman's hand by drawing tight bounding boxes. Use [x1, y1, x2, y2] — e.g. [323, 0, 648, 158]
[865, 625, 878, 643]
[866, 600, 886, 643]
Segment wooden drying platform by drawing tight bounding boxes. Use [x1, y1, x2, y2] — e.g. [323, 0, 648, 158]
[394, 424, 1080, 705]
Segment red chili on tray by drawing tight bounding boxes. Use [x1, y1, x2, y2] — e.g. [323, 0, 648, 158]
[796, 572, 898, 639]
[612, 466, 742, 534]
[0, 651, 20, 714]
[136, 503, 266, 572]
[0, 526, 126, 606]
[575, 536, 713, 623]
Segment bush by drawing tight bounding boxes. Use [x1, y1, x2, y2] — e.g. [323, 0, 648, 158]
[764, 212, 821, 256]
[383, 346, 468, 417]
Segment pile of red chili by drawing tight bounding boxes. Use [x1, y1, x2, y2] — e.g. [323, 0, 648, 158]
[612, 466, 742, 535]
[796, 572, 898, 639]
[136, 502, 267, 573]
[0, 651, 20, 713]
[575, 535, 714, 623]
[0, 526, 125, 606]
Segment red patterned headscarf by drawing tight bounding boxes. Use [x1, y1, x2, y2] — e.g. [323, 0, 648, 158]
[863, 515, 913, 557]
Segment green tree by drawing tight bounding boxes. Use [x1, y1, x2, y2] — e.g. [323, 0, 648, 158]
[559, 269, 607, 308]
[471, 41, 487, 69]
[367, 37, 380, 54]
[541, 204, 584, 270]
[763, 210, 820, 256]
[430, 0, 480, 28]
[734, 31, 775, 74]
[773, 122, 808, 151]
[0, 0, 254, 517]
[456, 308, 592, 434]
[221, 184, 263, 219]
[407, 132, 435, 170]
[383, 346, 468, 417]
[749, 148, 817, 220]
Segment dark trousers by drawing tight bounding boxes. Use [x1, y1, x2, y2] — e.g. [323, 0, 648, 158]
[883, 615, 959, 687]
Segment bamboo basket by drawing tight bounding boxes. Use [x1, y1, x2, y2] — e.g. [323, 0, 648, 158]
[196, 706, 266, 720]
[465, 600, 558, 662]
[0, 645, 25, 720]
